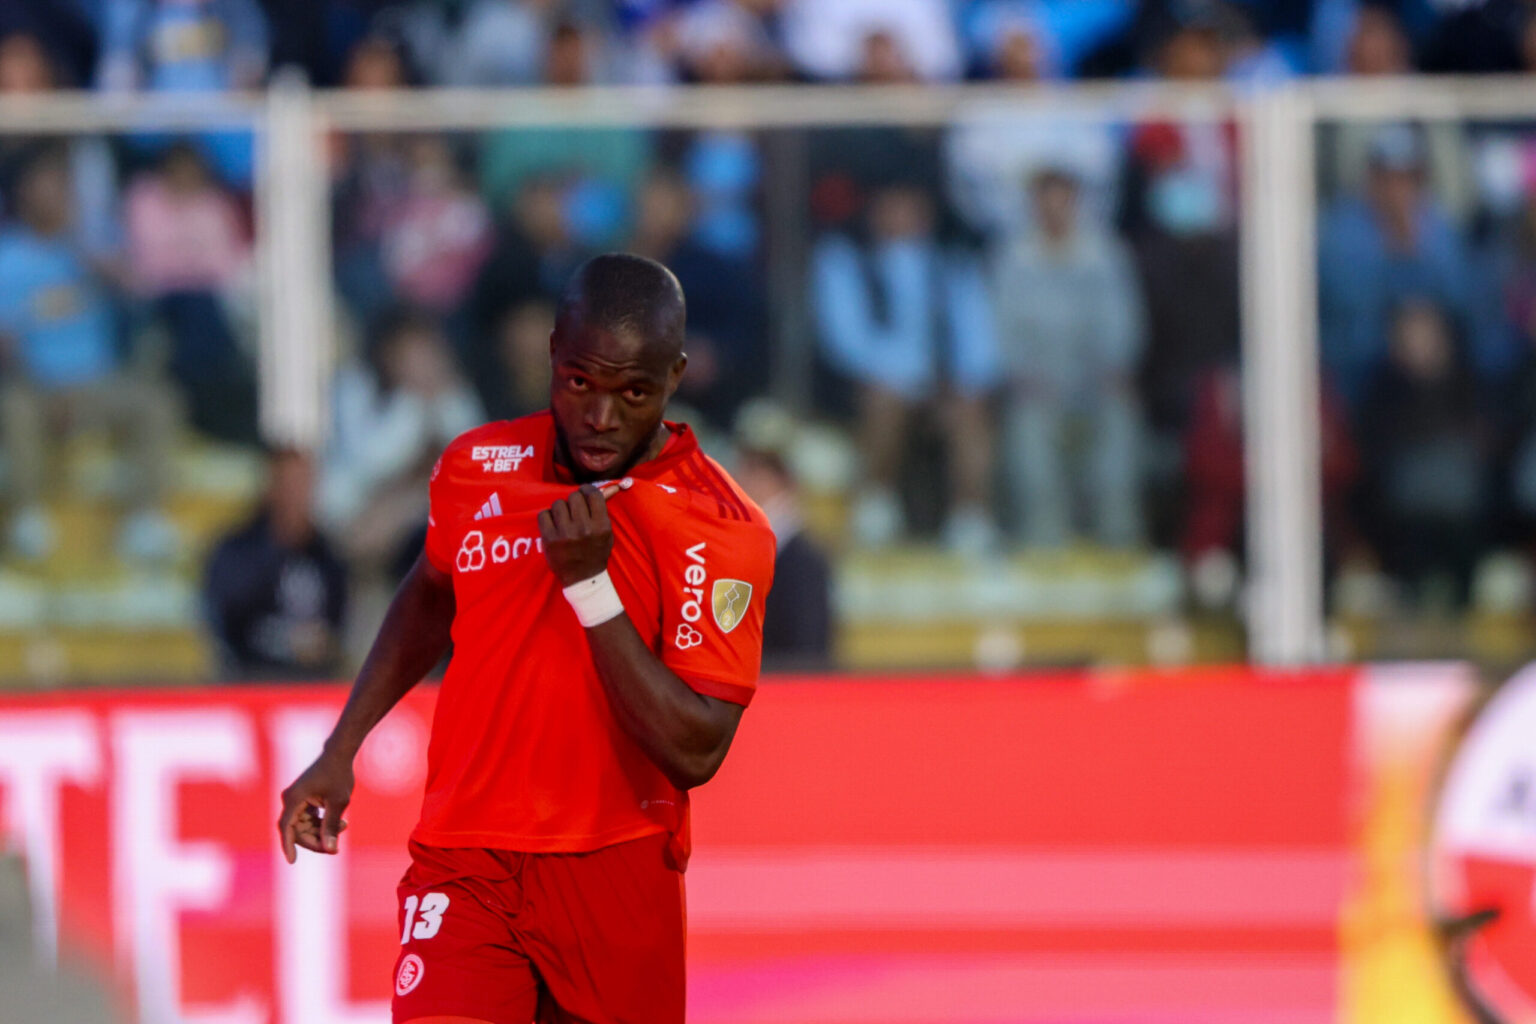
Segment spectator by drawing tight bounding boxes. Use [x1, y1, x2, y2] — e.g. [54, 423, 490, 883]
[628, 171, 767, 429]
[673, 128, 762, 261]
[340, 31, 410, 90]
[1211, 2, 1298, 82]
[465, 177, 585, 412]
[1310, 0, 1426, 74]
[658, 1, 773, 262]
[1496, 168, 1536, 542]
[671, 0, 785, 84]
[261, 0, 373, 87]
[960, 0, 1135, 78]
[1318, 124, 1496, 408]
[0, 146, 180, 563]
[1181, 364, 1360, 608]
[204, 448, 348, 679]
[0, 0, 97, 88]
[943, 8, 1122, 245]
[0, 29, 57, 92]
[1524, 7, 1536, 73]
[378, 135, 494, 316]
[477, 21, 653, 248]
[1317, 8, 1476, 224]
[331, 35, 413, 324]
[1150, 9, 1228, 79]
[1420, 0, 1534, 74]
[97, 0, 267, 92]
[1357, 299, 1486, 608]
[812, 182, 1000, 553]
[993, 166, 1146, 548]
[542, 0, 692, 85]
[733, 435, 832, 670]
[441, 0, 556, 86]
[484, 299, 557, 421]
[780, 0, 962, 81]
[124, 140, 256, 442]
[96, 0, 268, 186]
[1495, 143, 1536, 382]
[124, 141, 247, 296]
[1128, 143, 1241, 437]
[0, 32, 119, 261]
[1486, 151, 1536, 530]
[967, 7, 1062, 80]
[1344, 4, 1414, 75]
[1122, 19, 1240, 239]
[808, 29, 947, 228]
[1090, 0, 1303, 79]
[1127, 114, 1243, 550]
[319, 309, 484, 576]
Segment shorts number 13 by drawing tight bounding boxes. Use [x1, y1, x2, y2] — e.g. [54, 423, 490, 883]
[401, 892, 450, 944]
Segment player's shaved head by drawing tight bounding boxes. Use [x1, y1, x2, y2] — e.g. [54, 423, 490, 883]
[547, 253, 690, 481]
[554, 253, 686, 365]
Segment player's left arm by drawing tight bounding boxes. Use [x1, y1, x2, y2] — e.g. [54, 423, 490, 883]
[540, 483, 745, 790]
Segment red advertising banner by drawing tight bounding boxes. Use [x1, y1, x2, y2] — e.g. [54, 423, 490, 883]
[0, 669, 1369, 1023]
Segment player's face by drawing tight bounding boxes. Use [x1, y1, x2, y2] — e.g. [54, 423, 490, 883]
[549, 323, 685, 482]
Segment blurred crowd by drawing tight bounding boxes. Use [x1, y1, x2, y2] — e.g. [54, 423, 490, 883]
[6, 0, 1536, 676]
[12, 0, 1536, 94]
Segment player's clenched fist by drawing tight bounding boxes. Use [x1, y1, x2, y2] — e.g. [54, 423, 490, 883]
[539, 479, 631, 586]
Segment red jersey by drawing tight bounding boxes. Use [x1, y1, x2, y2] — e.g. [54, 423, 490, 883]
[412, 412, 775, 863]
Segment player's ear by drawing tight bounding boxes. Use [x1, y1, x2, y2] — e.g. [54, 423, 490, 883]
[665, 352, 687, 400]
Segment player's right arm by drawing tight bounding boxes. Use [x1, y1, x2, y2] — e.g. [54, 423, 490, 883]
[276, 552, 455, 863]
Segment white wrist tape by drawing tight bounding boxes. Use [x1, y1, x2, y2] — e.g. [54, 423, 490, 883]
[562, 570, 625, 628]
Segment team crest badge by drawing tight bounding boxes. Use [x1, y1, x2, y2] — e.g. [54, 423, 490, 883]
[395, 953, 425, 996]
[711, 579, 753, 633]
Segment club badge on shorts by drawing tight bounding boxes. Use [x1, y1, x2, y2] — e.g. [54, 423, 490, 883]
[396, 953, 425, 996]
[711, 579, 753, 633]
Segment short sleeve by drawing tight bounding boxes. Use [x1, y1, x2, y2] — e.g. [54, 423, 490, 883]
[655, 510, 776, 707]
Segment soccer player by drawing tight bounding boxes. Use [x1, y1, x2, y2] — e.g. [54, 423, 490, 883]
[276, 253, 776, 1024]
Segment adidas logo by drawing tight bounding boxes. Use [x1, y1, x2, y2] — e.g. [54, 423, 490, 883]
[473, 492, 504, 521]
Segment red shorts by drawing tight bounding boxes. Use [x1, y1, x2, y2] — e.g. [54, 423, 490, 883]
[391, 832, 685, 1024]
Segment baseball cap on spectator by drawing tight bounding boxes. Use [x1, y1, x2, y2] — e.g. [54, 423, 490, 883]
[1367, 123, 1426, 172]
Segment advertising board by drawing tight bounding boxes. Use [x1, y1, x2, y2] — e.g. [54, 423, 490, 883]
[0, 667, 1487, 1023]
